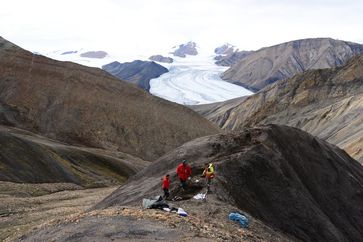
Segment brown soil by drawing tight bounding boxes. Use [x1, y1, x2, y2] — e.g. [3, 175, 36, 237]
[0, 182, 116, 241]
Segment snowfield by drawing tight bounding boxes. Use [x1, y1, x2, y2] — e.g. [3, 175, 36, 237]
[150, 52, 253, 105]
[42, 47, 253, 105]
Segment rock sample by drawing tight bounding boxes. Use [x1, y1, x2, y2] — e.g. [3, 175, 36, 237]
[80, 51, 108, 58]
[172, 41, 198, 57]
[193, 54, 363, 163]
[0, 36, 220, 161]
[96, 125, 363, 242]
[222, 38, 363, 91]
[102, 60, 168, 91]
[0, 125, 147, 187]
[149, 55, 173, 63]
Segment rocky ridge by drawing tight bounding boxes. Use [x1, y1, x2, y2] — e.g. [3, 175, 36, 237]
[96, 125, 363, 242]
[0, 36, 219, 161]
[222, 38, 363, 91]
[193, 54, 363, 163]
[0, 125, 147, 187]
[102, 60, 169, 91]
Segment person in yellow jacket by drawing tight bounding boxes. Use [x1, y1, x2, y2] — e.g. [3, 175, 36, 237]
[202, 163, 215, 192]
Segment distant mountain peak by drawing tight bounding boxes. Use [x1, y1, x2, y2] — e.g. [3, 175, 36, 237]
[214, 43, 235, 55]
[80, 51, 108, 59]
[171, 41, 198, 58]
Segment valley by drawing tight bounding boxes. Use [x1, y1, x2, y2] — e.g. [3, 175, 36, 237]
[1, 34, 363, 242]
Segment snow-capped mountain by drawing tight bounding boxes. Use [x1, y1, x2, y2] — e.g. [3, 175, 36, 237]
[41, 43, 253, 105]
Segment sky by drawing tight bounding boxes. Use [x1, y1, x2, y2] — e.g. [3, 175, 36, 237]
[1, 0, 362, 56]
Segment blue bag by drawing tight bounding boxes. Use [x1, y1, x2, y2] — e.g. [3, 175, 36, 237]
[229, 212, 249, 228]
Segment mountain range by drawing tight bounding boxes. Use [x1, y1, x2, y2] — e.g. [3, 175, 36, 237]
[193, 53, 363, 163]
[1, 36, 363, 242]
[221, 38, 363, 92]
[0, 36, 219, 162]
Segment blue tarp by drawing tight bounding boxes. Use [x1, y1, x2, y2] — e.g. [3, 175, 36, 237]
[229, 212, 249, 228]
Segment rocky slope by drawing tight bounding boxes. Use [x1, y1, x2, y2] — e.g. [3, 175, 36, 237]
[0, 125, 147, 187]
[172, 41, 198, 57]
[215, 50, 253, 66]
[189, 96, 248, 127]
[96, 125, 363, 242]
[102, 60, 168, 91]
[0, 36, 219, 161]
[214, 44, 253, 66]
[194, 54, 363, 163]
[149, 55, 173, 63]
[222, 38, 363, 91]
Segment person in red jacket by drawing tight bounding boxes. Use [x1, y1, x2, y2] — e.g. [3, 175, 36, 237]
[176, 160, 192, 189]
[162, 174, 170, 199]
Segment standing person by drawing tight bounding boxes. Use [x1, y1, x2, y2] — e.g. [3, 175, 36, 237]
[176, 160, 192, 190]
[162, 174, 170, 199]
[202, 163, 215, 192]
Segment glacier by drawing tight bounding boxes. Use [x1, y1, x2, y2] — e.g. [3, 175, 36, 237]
[41, 47, 253, 105]
[149, 52, 253, 105]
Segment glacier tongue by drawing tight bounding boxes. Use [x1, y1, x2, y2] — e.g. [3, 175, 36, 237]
[149, 52, 253, 105]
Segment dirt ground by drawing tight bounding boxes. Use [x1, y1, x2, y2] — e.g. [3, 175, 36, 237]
[2, 181, 294, 242]
[0, 181, 117, 241]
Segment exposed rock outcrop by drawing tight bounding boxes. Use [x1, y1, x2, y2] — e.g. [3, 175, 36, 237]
[96, 125, 363, 242]
[172, 41, 198, 58]
[222, 38, 363, 91]
[193, 54, 363, 163]
[215, 50, 253, 67]
[214, 43, 235, 55]
[149, 55, 173, 63]
[0, 36, 219, 161]
[102, 60, 168, 91]
[80, 51, 108, 59]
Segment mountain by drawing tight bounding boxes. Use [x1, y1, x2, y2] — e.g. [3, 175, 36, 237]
[221, 38, 363, 92]
[213, 43, 254, 67]
[0, 125, 147, 187]
[192, 54, 363, 163]
[171, 41, 198, 57]
[214, 43, 235, 55]
[102, 60, 168, 91]
[0, 36, 219, 161]
[149, 55, 173, 63]
[80, 51, 108, 59]
[42, 49, 115, 68]
[215, 50, 253, 66]
[96, 125, 363, 242]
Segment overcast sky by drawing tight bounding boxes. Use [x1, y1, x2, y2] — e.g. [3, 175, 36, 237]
[1, 0, 362, 56]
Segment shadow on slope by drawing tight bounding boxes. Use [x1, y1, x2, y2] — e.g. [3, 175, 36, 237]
[0, 125, 148, 187]
[96, 125, 363, 242]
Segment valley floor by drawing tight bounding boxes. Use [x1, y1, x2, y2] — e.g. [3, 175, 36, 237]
[0, 182, 117, 241]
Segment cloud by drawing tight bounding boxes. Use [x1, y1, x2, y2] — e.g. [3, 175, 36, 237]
[0, 0, 362, 55]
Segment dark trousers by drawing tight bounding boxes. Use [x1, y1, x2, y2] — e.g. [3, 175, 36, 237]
[179, 178, 187, 189]
[163, 188, 170, 198]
